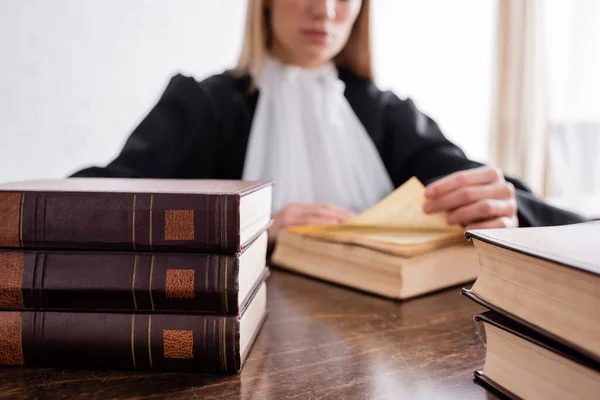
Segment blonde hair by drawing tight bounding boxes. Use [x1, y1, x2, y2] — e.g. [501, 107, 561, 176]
[233, 0, 373, 87]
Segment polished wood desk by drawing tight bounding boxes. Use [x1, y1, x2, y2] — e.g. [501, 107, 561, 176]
[0, 270, 496, 399]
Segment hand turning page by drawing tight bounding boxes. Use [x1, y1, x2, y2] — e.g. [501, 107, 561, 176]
[345, 177, 459, 231]
[288, 177, 464, 255]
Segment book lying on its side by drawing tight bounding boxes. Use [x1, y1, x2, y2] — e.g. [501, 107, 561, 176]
[272, 177, 479, 300]
[0, 178, 273, 253]
[0, 281, 268, 373]
[474, 311, 600, 400]
[0, 232, 268, 315]
[463, 221, 600, 359]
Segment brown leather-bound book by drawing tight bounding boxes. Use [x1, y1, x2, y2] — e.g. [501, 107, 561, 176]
[0, 233, 268, 315]
[473, 311, 600, 400]
[0, 178, 273, 253]
[0, 282, 267, 372]
[463, 221, 600, 360]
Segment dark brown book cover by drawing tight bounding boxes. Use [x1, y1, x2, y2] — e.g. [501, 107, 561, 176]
[465, 221, 600, 277]
[0, 280, 268, 373]
[461, 289, 600, 364]
[0, 243, 269, 314]
[473, 311, 600, 399]
[0, 311, 265, 373]
[0, 178, 272, 253]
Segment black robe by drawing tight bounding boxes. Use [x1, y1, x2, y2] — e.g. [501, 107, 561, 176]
[71, 68, 586, 228]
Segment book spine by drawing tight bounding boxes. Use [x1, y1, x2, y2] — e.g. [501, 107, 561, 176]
[0, 311, 241, 372]
[0, 191, 241, 252]
[0, 250, 240, 315]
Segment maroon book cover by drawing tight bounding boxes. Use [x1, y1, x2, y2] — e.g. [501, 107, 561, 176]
[0, 245, 269, 314]
[0, 310, 265, 373]
[0, 178, 272, 253]
[0, 281, 268, 373]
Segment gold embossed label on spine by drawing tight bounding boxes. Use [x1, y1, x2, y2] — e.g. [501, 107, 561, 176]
[0, 312, 24, 366]
[163, 330, 194, 359]
[0, 252, 25, 308]
[0, 193, 22, 248]
[165, 270, 195, 299]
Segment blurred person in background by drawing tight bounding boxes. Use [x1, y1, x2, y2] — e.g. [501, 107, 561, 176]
[71, 0, 586, 244]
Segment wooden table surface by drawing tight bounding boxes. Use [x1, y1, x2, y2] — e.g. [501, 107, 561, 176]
[0, 269, 497, 400]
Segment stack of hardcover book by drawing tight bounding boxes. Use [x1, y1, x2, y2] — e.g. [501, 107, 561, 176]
[0, 178, 272, 372]
[462, 221, 600, 399]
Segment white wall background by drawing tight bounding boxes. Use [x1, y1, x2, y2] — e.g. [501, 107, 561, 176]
[373, 0, 496, 164]
[0, 0, 496, 183]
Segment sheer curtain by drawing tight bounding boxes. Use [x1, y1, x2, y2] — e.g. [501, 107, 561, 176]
[490, 0, 547, 196]
[544, 0, 600, 219]
[546, 0, 600, 201]
[491, 0, 600, 218]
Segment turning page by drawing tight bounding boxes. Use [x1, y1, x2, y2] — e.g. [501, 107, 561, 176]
[288, 177, 463, 252]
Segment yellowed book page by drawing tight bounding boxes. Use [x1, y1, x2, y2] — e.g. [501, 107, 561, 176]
[287, 177, 463, 252]
[289, 225, 465, 256]
[289, 225, 463, 256]
[291, 225, 454, 245]
[346, 177, 459, 231]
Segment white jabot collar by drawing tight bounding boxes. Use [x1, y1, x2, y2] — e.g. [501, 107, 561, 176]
[242, 55, 394, 213]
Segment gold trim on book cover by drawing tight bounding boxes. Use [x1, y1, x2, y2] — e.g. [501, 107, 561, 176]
[148, 315, 153, 369]
[0, 192, 22, 248]
[132, 194, 137, 250]
[149, 195, 154, 249]
[0, 312, 24, 366]
[149, 256, 155, 311]
[132, 255, 138, 311]
[0, 252, 25, 309]
[222, 318, 227, 370]
[131, 315, 137, 369]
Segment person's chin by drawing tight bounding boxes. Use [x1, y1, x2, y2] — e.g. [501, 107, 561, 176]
[297, 46, 336, 67]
